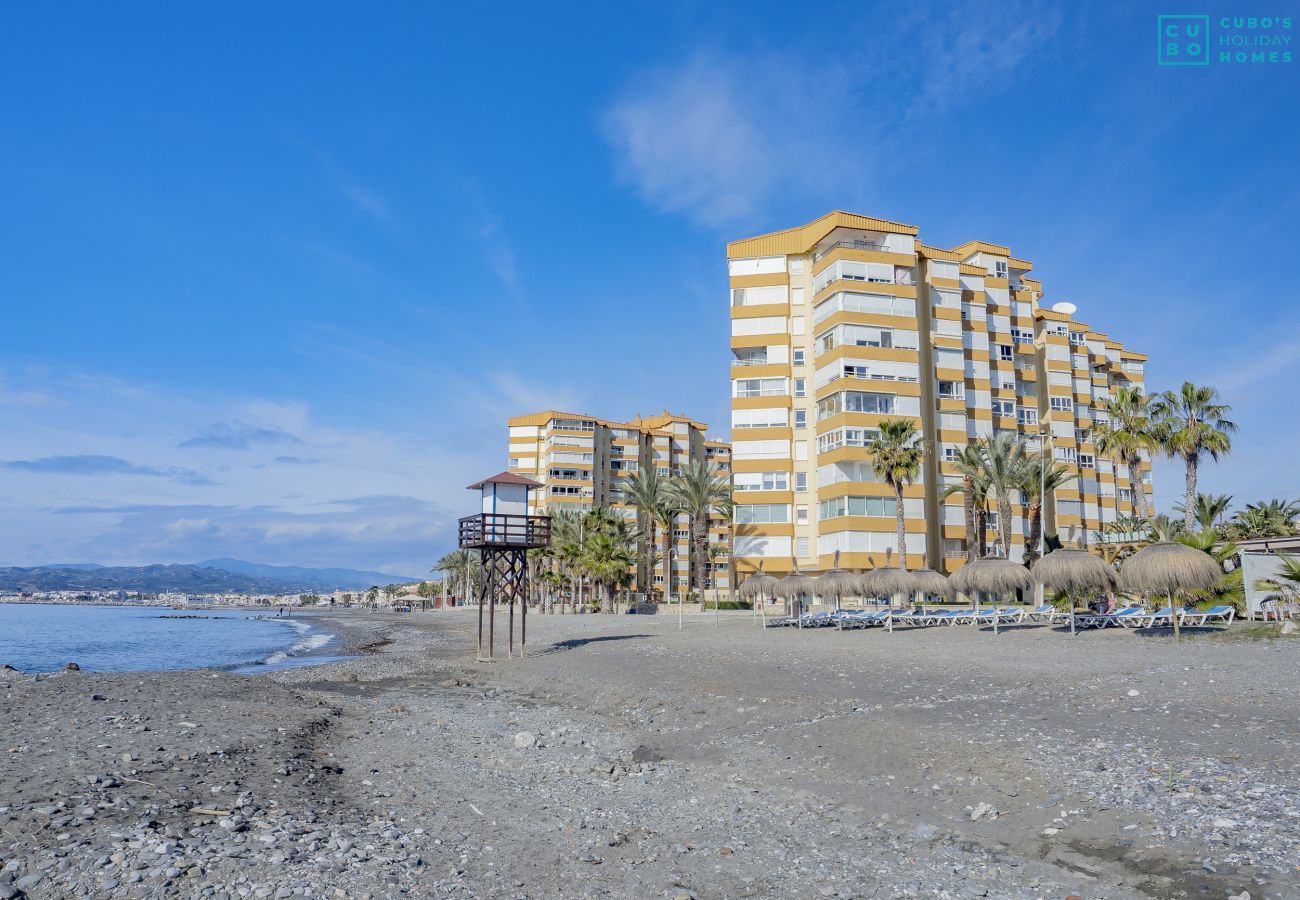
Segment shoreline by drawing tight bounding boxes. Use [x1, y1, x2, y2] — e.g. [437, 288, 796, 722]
[1, 609, 1296, 899]
[0, 603, 351, 677]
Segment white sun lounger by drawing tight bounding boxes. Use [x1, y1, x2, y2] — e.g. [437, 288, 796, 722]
[1074, 606, 1143, 629]
[1178, 605, 1236, 626]
[1131, 607, 1176, 628]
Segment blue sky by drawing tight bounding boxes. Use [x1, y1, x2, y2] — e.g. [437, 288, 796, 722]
[2, 2, 1297, 576]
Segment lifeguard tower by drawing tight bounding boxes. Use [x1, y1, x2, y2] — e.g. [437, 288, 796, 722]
[458, 472, 550, 660]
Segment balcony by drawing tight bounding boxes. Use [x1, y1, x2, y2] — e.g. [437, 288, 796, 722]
[458, 513, 551, 550]
[813, 239, 890, 263]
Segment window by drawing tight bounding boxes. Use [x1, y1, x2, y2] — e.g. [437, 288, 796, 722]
[795, 472, 808, 492]
[793, 377, 806, 398]
[795, 505, 809, 525]
[734, 471, 789, 492]
[1049, 396, 1072, 411]
[795, 537, 810, 557]
[1054, 447, 1078, 463]
[994, 260, 1008, 278]
[1069, 331, 1086, 346]
[996, 344, 1014, 361]
[1017, 407, 1038, 426]
[943, 446, 961, 463]
[816, 391, 896, 420]
[794, 409, 807, 429]
[793, 348, 805, 366]
[1011, 327, 1034, 343]
[1078, 453, 1095, 468]
[818, 496, 899, 519]
[937, 380, 965, 400]
[734, 377, 787, 398]
[991, 399, 1015, 417]
[734, 503, 791, 524]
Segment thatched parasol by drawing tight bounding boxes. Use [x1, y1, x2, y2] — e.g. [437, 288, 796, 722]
[739, 563, 779, 626]
[907, 567, 951, 600]
[816, 551, 860, 629]
[776, 565, 817, 626]
[1119, 541, 1222, 641]
[1033, 548, 1118, 635]
[949, 557, 1033, 633]
[859, 566, 917, 601]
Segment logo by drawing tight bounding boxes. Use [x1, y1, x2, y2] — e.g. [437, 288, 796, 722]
[1157, 14, 1293, 66]
[1158, 14, 1210, 65]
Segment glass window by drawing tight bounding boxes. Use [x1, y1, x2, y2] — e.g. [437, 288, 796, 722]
[795, 472, 808, 492]
[793, 348, 805, 366]
[794, 378, 806, 398]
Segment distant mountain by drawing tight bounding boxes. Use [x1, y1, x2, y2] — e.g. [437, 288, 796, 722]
[0, 560, 419, 594]
[196, 558, 417, 590]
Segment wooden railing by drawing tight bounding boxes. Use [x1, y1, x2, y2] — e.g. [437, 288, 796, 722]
[458, 513, 551, 549]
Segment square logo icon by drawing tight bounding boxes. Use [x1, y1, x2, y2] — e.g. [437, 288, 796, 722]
[1158, 15, 1210, 65]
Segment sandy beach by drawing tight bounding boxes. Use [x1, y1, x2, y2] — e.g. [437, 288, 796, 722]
[1, 609, 1297, 899]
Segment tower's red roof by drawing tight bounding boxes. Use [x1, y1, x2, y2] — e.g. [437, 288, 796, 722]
[466, 471, 543, 490]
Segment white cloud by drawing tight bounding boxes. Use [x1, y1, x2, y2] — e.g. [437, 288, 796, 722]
[602, 4, 1066, 228]
[0, 369, 477, 574]
[603, 50, 860, 228]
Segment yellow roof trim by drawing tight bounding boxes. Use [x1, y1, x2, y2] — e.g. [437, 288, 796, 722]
[728, 210, 919, 258]
[958, 263, 986, 276]
[1008, 257, 1033, 271]
[952, 239, 1012, 258]
[918, 244, 961, 261]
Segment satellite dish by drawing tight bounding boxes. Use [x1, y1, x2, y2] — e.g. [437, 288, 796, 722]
[1051, 301, 1077, 316]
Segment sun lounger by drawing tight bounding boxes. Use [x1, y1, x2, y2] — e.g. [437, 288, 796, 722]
[1178, 605, 1236, 626]
[1130, 607, 1176, 628]
[841, 609, 891, 629]
[1072, 606, 1142, 628]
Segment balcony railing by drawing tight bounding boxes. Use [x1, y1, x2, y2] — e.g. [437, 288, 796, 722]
[731, 356, 771, 367]
[458, 513, 551, 550]
[813, 239, 889, 262]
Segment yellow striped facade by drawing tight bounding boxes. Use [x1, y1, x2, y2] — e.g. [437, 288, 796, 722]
[729, 213, 1151, 578]
[506, 410, 732, 595]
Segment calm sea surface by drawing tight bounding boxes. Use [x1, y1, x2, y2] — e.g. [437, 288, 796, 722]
[0, 603, 341, 674]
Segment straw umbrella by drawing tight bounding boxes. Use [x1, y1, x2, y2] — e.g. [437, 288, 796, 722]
[776, 565, 817, 628]
[816, 551, 860, 628]
[907, 567, 950, 604]
[1032, 548, 1118, 635]
[949, 557, 1033, 634]
[1118, 541, 1222, 641]
[738, 563, 778, 627]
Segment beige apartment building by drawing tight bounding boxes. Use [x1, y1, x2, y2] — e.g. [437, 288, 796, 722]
[506, 410, 732, 596]
[729, 211, 1150, 579]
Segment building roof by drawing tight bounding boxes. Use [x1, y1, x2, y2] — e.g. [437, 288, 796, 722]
[951, 239, 1012, 258]
[466, 471, 543, 490]
[727, 210, 919, 258]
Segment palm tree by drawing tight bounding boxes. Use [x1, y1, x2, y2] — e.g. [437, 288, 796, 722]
[580, 522, 636, 613]
[653, 496, 683, 605]
[1227, 499, 1300, 539]
[1173, 493, 1233, 534]
[1020, 455, 1077, 563]
[864, 419, 924, 570]
[548, 508, 585, 613]
[977, 432, 1029, 559]
[1094, 386, 1158, 521]
[942, 443, 990, 561]
[433, 550, 477, 606]
[1151, 382, 1236, 531]
[622, 467, 668, 601]
[1257, 553, 1300, 599]
[665, 459, 732, 600]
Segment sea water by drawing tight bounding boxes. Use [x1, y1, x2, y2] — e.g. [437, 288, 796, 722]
[0, 603, 341, 674]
